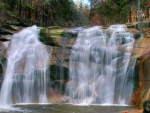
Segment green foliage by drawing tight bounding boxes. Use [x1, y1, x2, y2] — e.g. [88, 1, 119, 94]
[0, 2, 5, 9]
[141, 0, 149, 9]
[24, 3, 35, 11]
[0, 0, 90, 27]
[89, 0, 149, 25]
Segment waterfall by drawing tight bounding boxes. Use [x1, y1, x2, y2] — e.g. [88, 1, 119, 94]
[67, 25, 136, 105]
[0, 26, 51, 105]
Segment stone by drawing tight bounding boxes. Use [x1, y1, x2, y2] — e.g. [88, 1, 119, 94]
[39, 26, 64, 46]
[0, 28, 13, 34]
[1, 24, 19, 31]
[143, 99, 150, 113]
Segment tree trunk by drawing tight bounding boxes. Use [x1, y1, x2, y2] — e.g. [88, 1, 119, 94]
[22, 0, 25, 19]
[19, 0, 22, 18]
[28, 0, 32, 19]
[138, 0, 141, 30]
[147, 8, 149, 18]
[129, 7, 132, 22]
[35, 0, 38, 21]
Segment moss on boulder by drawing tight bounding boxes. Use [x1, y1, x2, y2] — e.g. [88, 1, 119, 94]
[40, 26, 64, 46]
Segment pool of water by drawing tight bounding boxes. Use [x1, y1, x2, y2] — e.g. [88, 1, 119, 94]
[0, 104, 138, 113]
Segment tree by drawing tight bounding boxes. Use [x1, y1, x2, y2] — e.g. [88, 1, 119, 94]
[0, 0, 90, 27]
[89, 0, 149, 25]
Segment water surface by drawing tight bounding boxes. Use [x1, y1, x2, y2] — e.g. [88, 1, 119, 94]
[0, 104, 137, 113]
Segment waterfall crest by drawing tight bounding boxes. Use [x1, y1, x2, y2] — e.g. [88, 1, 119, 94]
[67, 25, 136, 105]
[0, 26, 51, 105]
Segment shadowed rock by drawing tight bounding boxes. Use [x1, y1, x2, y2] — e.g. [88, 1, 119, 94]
[143, 99, 150, 113]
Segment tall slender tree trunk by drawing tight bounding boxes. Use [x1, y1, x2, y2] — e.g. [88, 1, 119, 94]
[28, 0, 31, 19]
[129, 7, 132, 22]
[147, 8, 149, 18]
[19, 0, 22, 18]
[35, 0, 38, 22]
[138, 0, 141, 30]
[22, 0, 25, 19]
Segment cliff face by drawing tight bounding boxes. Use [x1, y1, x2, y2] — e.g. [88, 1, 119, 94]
[0, 22, 150, 105]
[131, 28, 150, 107]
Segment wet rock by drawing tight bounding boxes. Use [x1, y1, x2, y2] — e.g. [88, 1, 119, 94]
[40, 26, 84, 47]
[47, 88, 70, 103]
[143, 99, 150, 113]
[0, 28, 13, 34]
[40, 26, 64, 46]
[59, 32, 77, 48]
[145, 28, 150, 37]
[50, 64, 69, 93]
[50, 47, 70, 68]
[0, 38, 10, 41]
[0, 35, 12, 41]
[1, 24, 19, 31]
[128, 28, 141, 39]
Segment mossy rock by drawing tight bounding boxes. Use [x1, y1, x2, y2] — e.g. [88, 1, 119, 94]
[47, 26, 62, 29]
[39, 36, 56, 46]
[40, 28, 47, 34]
[39, 26, 64, 46]
[61, 32, 77, 39]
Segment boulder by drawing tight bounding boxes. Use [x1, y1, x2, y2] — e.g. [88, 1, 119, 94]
[143, 99, 150, 113]
[0, 28, 13, 35]
[146, 28, 150, 37]
[1, 24, 19, 31]
[128, 28, 142, 39]
[40, 26, 64, 46]
[40, 26, 85, 47]
[0, 35, 12, 41]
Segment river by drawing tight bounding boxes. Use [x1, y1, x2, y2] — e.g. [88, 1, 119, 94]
[0, 104, 139, 113]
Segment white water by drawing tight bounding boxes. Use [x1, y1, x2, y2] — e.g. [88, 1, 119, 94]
[67, 25, 136, 105]
[0, 26, 50, 105]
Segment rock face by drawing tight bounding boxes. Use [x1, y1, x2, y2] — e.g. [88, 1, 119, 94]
[131, 27, 150, 107]
[0, 23, 150, 105]
[0, 24, 16, 88]
[40, 26, 64, 46]
[46, 24, 150, 105]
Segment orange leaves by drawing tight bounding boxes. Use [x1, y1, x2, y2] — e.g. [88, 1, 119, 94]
[147, 1, 150, 7]
[90, 13, 101, 26]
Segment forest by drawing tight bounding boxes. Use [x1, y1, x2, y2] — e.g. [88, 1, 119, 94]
[0, 0, 149, 27]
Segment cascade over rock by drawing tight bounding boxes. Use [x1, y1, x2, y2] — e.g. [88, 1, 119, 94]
[66, 25, 136, 105]
[0, 25, 51, 105]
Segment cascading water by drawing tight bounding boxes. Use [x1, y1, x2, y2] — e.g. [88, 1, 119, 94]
[67, 25, 136, 105]
[0, 25, 51, 105]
